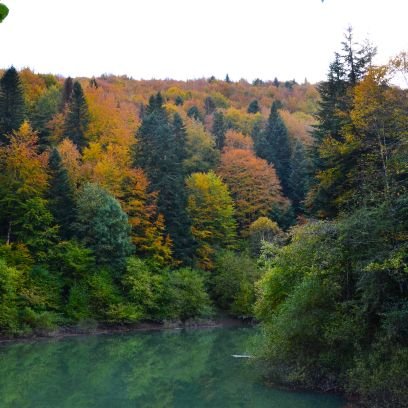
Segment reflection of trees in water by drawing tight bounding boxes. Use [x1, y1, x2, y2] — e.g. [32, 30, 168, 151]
[0, 328, 343, 408]
[0, 330, 218, 408]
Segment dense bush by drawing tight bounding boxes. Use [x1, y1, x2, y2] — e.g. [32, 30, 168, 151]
[212, 250, 259, 317]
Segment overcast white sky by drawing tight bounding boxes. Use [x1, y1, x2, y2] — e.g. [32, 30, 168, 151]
[0, 0, 407, 83]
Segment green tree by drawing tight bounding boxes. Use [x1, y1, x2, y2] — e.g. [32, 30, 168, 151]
[0, 3, 9, 23]
[13, 197, 58, 261]
[255, 101, 292, 197]
[187, 105, 203, 122]
[59, 77, 73, 112]
[247, 100, 260, 114]
[204, 96, 216, 115]
[48, 148, 76, 239]
[212, 111, 226, 151]
[288, 141, 310, 212]
[0, 259, 22, 334]
[31, 86, 60, 150]
[135, 93, 195, 263]
[0, 67, 25, 143]
[63, 81, 89, 152]
[74, 183, 133, 269]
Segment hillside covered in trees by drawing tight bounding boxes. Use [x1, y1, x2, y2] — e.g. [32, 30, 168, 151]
[0, 29, 407, 406]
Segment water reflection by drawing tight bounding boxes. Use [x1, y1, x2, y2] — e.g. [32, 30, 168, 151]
[0, 328, 344, 408]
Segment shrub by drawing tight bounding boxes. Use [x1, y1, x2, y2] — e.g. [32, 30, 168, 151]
[212, 250, 259, 317]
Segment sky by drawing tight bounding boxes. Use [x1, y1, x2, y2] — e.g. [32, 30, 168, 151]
[0, 0, 407, 83]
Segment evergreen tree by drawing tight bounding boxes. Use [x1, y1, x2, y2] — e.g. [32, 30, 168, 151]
[204, 96, 216, 115]
[135, 93, 195, 263]
[273, 77, 279, 87]
[255, 101, 292, 196]
[74, 183, 133, 270]
[288, 141, 309, 212]
[31, 86, 60, 150]
[48, 148, 76, 239]
[225, 74, 231, 83]
[173, 113, 188, 165]
[63, 81, 89, 152]
[0, 67, 25, 143]
[59, 77, 73, 112]
[247, 99, 260, 114]
[187, 105, 202, 122]
[310, 30, 377, 217]
[212, 111, 226, 151]
[174, 95, 184, 106]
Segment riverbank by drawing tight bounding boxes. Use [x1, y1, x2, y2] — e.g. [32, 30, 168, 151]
[0, 315, 252, 344]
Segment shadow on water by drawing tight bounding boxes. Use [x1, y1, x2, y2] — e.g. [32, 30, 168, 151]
[0, 327, 345, 408]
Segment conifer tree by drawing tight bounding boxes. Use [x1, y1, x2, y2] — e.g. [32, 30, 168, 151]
[288, 141, 309, 212]
[187, 105, 203, 122]
[74, 183, 133, 269]
[204, 96, 216, 115]
[0, 67, 25, 143]
[173, 113, 188, 165]
[212, 111, 226, 151]
[31, 86, 60, 150]
[247, 100, 260, 114]
[63, 81, 89, 152]
[225, 74, 231, 83]
[255, 101, 292, 197]
[59, 77, 73, 112]
[48, 148, 76, 239]
[135, 93, 195, 263]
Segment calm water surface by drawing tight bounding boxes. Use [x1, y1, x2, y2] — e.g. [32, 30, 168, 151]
[0, 327, 345, 408]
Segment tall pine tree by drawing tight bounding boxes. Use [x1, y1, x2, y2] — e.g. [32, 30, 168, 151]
[48, 148, 76, 239]
[59, 77, 73, 112]
[310, 29, 376, 217]
[63, 81, 89, 152]
[288, 141, 310, 213]
[212, 111, 226, 151]
[0, 67, 25, 143]
[255, 101, 292, 197]
[135, 93, 195, 263]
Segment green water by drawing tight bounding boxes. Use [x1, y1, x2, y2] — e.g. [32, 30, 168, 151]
[0, 327, 344, 408]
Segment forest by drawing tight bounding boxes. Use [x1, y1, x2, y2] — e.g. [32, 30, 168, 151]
[0, 29, 407, 406]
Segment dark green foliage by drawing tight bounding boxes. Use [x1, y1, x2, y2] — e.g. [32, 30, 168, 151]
[247, 99, 260, 114]
[74, 183, 133, 270]
[122, 257, 213, 321]
[0, 259, 21, 333]
[252, 78, 264, 86]
[172, 113, 188, 164]
[59, 77, 73, 112]
[164, 268, 213, 321]
[187, 105, 203, 122]
[288, 141, 310, 212]
[31, 86, 60, 149]
[310, 31, 377, 216]
[273, 77, 279, 87]
[204, 96, 216, 115]
[0, 3, 9, 22]
[225, 74, 231, 83]
[174, 95, 184, 106]
[212, 111, 226, 151]
[63, 81, 89, 152]
[135, 93, 195, 263]
[255, 101, 292, 196]
[48, 149, 76, 239]
[13, 198, 59, 261]
[0, 67, 25, 142]
[212, 250, 259, 318]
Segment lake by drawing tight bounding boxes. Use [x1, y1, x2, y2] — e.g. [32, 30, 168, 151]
[0, 327, 345, 407]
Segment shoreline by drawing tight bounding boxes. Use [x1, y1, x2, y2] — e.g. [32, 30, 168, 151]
[0, 316, 252, 344]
